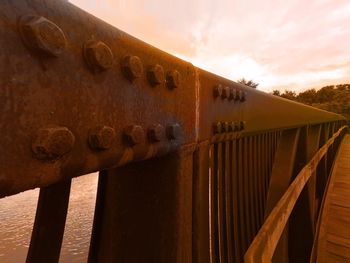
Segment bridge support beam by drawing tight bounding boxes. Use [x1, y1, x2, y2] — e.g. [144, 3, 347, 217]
[88, 145, 195, 263]
[192, 141, 210, 263]
[26, 179, 71, 263]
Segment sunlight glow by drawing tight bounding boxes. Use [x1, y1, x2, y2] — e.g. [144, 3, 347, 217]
[70, 0, 350, 92]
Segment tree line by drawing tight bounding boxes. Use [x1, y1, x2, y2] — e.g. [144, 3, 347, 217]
[272, 84, 350, 121]
[237, 79, 350, 121]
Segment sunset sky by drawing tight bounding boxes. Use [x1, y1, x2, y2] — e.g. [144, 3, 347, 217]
[70, 0, 350, 93]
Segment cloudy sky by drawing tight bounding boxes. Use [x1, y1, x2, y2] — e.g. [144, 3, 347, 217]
[70, 0, 350, 93]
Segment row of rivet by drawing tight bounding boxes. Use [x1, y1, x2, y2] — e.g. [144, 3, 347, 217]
[32, 124, 181, 160]
[18, 15, 180, 89]
[214, 84, 246, 102]
[213, 121, 246, 134]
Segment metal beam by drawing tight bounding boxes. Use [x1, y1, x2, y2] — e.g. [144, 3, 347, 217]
[0, 0, 345, 197]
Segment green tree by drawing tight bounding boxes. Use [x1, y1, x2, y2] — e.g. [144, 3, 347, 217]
[237, 78, 259, 89]
[272, 90, 281, 96]
[280, 90, 297, 100]
[297, 88, 317, 104]
[316, 85, 335, 103]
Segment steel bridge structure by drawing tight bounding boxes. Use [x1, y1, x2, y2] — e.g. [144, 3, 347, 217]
[0, 1, 349, 262]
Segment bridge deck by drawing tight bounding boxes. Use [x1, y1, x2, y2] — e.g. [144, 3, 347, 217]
[316, 134, 350, 262]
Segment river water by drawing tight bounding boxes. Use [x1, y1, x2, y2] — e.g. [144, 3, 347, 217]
[0, 173, 98, 263]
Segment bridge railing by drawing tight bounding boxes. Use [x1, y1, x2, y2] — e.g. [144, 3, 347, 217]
[244, 125, 348, 262]
[0, 0, 347, 262]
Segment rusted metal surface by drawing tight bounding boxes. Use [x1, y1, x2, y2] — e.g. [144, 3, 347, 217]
[0, 0, 344, 198]
[88, 145, 195, 262]
[26, 179, 71, 263]
[0, 1, 349, 262]
[0, 0, 198, 198]
[192, 141, 210, 263]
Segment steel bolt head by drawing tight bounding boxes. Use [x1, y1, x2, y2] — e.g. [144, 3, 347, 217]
[166, 70, 181, 89]
[19, 15, 67, 57]
[213, 122, 223, 134]
[84, 40, 114, 72]
[221, 86, 230, 99]
[88, 126, 115, 150]
[234, 90, 241, 101]
[147, 64, 165, 86]
[122, 55, 143, 81]
[223, 122, 230, 132]
[229, 121, 235, 132]
[214, 84, 223, 98]
[32, 126, 75, 160]
[228, 87, 235, 100]
[148, 124, 165, 142]
[240, 121, 246, 131]
[240, 91, 246, 102]
[166, 123, 181, 140]
[124, 125, 145, 145]
[234, 121, 240, 132]
[235, 90, 246, 102]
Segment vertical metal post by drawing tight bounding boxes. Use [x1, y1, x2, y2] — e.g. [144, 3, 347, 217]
[193, 141, 210, 263]
[88, 145, 195, 263]
[316, 123, 330, 207]
[209, 144, 219, 263]
[224, 139, 234, 263]
[231, 139, 241, 262]
[289, 125, 320, 262]
[26, 179, 71, 263]
[265, 128, 300, 262]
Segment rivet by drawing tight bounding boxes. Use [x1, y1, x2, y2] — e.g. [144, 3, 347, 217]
[32, 126, 75, 160]
[19, 15, 67, 57]
[166, 123, 181, 140]
[213, 122, 223, 134]
[148, 124, 165, 142]
[166, 70, 180, 89]
[83, 40, 114, 72]
[214, 84, 223, 98]
[147, 64, 165, 86]
[88, 126, 115, 150]
[124, 125, 145, 145]
[121, 55, 143, 81]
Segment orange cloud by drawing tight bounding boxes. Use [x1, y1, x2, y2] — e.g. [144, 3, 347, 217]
[70, 0, 350, 92]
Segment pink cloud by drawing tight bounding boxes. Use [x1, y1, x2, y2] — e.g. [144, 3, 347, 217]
[70, 0, 350, 92]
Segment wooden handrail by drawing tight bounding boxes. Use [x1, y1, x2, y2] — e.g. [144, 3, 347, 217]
[244, 125, 348, 263]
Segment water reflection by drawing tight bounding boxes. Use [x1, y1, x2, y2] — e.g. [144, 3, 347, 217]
[0, 173, 98, 263]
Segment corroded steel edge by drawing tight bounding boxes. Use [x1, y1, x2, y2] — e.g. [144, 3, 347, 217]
[0, 0, 345, 197]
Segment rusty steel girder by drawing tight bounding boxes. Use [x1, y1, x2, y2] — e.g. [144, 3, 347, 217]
[0, 0, 345, 197]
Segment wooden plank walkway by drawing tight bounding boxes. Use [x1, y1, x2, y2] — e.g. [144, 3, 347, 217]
[316, 134, 350, 262]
